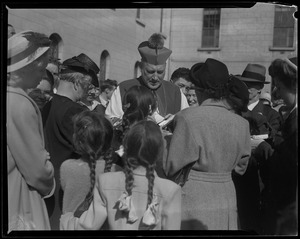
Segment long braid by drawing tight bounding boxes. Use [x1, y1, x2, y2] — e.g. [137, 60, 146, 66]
[146, 163, 156, 207]
[121, 116, 131, 141]
[87, 152, 97, 198]
[124, 155, 135, 196]
[104, 147, 114, 173]
[73, 111, 114, 218]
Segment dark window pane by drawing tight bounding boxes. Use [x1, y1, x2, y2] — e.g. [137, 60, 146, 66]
[202, 8, 220, 48]
[273, 6, 295, 47]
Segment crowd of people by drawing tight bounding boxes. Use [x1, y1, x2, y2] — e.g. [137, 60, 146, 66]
[6, 26, 297, 235]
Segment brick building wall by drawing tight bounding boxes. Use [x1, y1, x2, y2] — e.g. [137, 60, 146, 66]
[8, 8, 169, 83]
[169, 3, 297, 93]
[7, 3, 297, 93]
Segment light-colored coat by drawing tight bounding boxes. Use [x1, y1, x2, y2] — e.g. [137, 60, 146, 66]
[7, 87, 55, 232]
[60, 159, 122, 213]
[60, 170, 181, 230]
[164, 99, 251, 230]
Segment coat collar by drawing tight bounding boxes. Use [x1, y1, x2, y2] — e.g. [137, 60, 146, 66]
[7, 86, 28, 97]
[200, 98, 231, 110]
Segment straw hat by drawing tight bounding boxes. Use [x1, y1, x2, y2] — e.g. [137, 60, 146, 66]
[7, 30, 51, 73]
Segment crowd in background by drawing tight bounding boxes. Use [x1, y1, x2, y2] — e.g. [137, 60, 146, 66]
[6, 25, 297, 235]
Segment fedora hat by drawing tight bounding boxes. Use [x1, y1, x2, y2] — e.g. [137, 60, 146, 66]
[61, 53, 99, 87]
[190, 58, 230, 90]
[237, 63, 269, 84]
[138, 33, 172, 65]
[7, 30, 51, 73]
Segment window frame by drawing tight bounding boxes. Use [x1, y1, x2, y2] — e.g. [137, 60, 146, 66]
[272, 6, 295, 49]
[201, 8, 221, 49]
[136, 8, 146, 27]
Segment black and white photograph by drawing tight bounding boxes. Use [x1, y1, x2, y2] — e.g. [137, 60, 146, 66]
[2, 1, 298, 237]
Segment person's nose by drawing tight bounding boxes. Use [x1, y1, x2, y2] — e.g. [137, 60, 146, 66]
[152, 72, 159, 80]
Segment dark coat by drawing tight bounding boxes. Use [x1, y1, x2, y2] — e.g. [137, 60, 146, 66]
[119, 77, 182, 117]
[243, 100, 282, 137]
[236, 100, 282, 233]
[262, 107, 298, 235]
[42, 94, 88, 229]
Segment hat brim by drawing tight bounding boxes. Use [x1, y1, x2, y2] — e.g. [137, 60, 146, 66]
[8, 46, 50, 73]
[235, 75, 270, 84]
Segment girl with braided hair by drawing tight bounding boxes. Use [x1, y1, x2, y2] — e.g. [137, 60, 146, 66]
[114, 85, 157, 143]
[60, 120, 181, 230]
[60, 110, 121, 216]
[113, 84, 168, 178]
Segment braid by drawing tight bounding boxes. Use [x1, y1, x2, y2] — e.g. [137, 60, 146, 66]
[104, 147, 114, 173]
[121, 117, 131, 140]
[146, 163, 156, 207]
[124, 156, 135, 196]
[87, 152, 97, 198]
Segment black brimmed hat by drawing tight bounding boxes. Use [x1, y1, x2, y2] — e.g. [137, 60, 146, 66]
[61, 53, 99, 87]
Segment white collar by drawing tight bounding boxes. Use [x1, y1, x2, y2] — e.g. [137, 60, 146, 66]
[248, 100, 259, 111]
[99, 95, 108, 106]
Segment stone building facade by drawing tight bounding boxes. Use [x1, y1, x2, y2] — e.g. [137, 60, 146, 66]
[7, 3, 297, 93]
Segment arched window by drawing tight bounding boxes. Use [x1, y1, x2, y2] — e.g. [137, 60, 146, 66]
[134, 61, 142, 79]
[49, 33, 63, 62]
[100, 50, 110, 82]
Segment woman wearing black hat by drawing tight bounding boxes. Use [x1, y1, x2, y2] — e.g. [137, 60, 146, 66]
[258, 57, 298, 235]
[164, 58, 251, 230]
[42, 53, 100, 230]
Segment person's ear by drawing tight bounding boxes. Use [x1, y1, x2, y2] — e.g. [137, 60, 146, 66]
[73, 79, 80, 91]
[105, 88, 111, 95]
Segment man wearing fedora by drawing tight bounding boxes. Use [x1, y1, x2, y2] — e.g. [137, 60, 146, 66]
[105, 33, 189, 125]
[42, 53, 100, 230]
[234, 63, 282, 233]
[237, 63, 281, 138]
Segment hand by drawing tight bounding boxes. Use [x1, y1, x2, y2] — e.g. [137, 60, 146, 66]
[161, 128, 172, 136]
[146, 114, 156, 123]
[111, 117, 122, 127]
[46, 151, 51, 160]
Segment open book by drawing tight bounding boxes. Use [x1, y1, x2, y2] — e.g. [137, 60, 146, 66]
[251, 134, 269, 140]
[157, 114, 175, 128]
